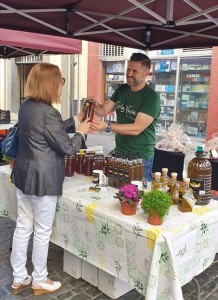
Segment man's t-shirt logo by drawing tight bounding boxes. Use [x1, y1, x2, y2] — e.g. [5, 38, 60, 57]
[116, 101, 136, 121]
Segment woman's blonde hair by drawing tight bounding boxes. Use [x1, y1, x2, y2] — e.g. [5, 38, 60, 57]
[24, 62, 62, 104]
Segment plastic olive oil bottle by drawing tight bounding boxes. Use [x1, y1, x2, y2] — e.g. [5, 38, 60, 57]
[187, 145, 212, 205]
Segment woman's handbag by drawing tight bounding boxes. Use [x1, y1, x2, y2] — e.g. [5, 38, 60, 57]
[1, 124, 19, 159]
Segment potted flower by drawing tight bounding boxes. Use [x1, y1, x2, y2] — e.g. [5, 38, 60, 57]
[141, 190, 172, 225]
[114, 184, 143, 215]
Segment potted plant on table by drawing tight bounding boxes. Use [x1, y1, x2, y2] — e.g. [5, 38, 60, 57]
[114, 184, 144, 216]
[141, 190, 172, 225]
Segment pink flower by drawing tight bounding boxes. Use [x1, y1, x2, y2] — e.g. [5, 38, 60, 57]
[116, 184, 141, 203]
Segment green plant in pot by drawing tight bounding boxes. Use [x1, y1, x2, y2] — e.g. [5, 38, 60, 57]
[141, 190, 172, 225]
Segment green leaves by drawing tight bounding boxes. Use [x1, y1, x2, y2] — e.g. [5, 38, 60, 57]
[141, 190, 172, 218]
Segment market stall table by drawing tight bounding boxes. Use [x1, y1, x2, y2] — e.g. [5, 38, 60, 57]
[0, 165, 217, 300]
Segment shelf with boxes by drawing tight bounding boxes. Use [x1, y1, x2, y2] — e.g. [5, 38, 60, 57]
[176, 57, 211, 138]
[149, 59, 177, 132]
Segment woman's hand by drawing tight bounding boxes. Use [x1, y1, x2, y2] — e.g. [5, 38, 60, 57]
[77, 118, 91, 134]
[90, 120, 107, 131]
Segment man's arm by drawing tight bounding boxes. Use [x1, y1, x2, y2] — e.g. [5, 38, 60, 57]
[91, 112, 154, 135]
[94, 99, 116, 117]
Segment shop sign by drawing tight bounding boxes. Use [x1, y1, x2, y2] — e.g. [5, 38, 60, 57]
[160, 49, 174, 55]
[183, 73, 210, 82]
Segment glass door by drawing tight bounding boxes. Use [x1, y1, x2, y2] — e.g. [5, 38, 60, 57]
[149, 59, 177, 133]
[176, 57, 211, 139]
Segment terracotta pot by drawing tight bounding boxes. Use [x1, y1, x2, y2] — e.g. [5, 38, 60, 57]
[120, 201, 137, 216]
[148, 213, 163, 225]
[9, 159, 14, 169]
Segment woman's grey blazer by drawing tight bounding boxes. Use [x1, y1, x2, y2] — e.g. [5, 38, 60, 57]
[11, 99, 87, 197]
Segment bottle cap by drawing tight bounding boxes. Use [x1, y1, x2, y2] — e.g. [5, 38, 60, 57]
[162, 167, 168, 172]
[197, 145, 204, 152]
[78, 149, 86, 155]
[171, 172, 178, 178]
[154, 172, 161, 178]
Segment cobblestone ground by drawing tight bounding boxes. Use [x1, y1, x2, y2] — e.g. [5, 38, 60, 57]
[0, 217, 218, 300]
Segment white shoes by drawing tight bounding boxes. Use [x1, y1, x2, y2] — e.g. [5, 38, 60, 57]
[32, 281, 61, 295]
[11, 275, 32, 295]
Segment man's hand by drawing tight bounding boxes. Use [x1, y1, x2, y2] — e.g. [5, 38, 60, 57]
[90, 120, 107, 131]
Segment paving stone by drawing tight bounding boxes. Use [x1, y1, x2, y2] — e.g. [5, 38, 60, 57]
[206, 289, 218, 300]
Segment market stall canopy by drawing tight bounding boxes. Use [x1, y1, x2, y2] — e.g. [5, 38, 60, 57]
[0, 28, 82, 58]
[0, 0, 218, 51]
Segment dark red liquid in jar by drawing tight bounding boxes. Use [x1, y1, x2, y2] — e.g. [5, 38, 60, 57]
[83, 99, 95, 121]
[65, 155, 76, 177]
[84, 153, 95, 176]
[94, 154, 104, 170]
[76, 153, 85, 174]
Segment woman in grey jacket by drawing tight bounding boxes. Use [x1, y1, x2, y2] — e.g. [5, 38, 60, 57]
[10, 63, 90, 296]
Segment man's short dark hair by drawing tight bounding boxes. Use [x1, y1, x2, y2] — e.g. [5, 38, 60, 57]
[129, 52, 151, 69]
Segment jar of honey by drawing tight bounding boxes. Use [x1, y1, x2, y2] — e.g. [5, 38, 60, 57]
[82, 99, 95, 121]
[94, 154, 104, 170]
[76, 150, 86, 174]
[84, 153, 95, 176]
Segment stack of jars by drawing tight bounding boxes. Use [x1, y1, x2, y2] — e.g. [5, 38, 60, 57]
[65, 149, 112, 178]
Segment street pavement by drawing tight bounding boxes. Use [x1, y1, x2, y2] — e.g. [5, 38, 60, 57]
[1, 132, 218, 300]
[85, 131, 116, 155]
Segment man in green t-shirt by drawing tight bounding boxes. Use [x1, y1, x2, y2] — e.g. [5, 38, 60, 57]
[91, 52, 160, 181]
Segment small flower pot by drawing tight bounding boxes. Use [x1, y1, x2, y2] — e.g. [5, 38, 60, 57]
[120, 201, 137, 216]
[148, 213, 163, 225]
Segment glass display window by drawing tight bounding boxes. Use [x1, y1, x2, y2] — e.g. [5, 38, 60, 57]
[176, 57, 211, 138]
[149, 59, 177, 133]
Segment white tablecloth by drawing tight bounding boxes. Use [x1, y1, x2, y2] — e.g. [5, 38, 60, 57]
[0, 165, 218, 300]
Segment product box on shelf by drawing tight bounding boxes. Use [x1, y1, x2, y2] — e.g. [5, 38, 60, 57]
[63, 250, 82, 279]
[195, 84, 205, 92]
[81, 260, 99, 287]
[98, 269, 134, 299]
[187, 126, 198, 136]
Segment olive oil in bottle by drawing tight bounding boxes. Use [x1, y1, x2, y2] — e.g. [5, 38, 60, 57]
[187, 145, 212, 205]
[151, 172, 162, 190]
[160, 168, 170, 192]
[178, 178, 196, 212]
[169, 172, 179, 205]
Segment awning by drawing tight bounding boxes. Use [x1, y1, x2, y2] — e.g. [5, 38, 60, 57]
[0, 28, 82, 58]
[0, 1, 218, 50]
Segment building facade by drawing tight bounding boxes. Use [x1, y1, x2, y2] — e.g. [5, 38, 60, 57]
[1, 42, 218, 141]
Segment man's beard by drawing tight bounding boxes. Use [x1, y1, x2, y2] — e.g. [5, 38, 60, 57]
[127, 77, 142, 87]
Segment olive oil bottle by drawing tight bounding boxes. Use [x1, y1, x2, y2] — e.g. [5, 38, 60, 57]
[187, 145, 212, 205]
[160, 168, 170, 192]
[168, 172, 179, 204]
[178, 178, 196, 212]
[151, 172, 162, 190]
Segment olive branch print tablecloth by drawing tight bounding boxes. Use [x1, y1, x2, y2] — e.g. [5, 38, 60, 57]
[0, 165, 218, 300]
